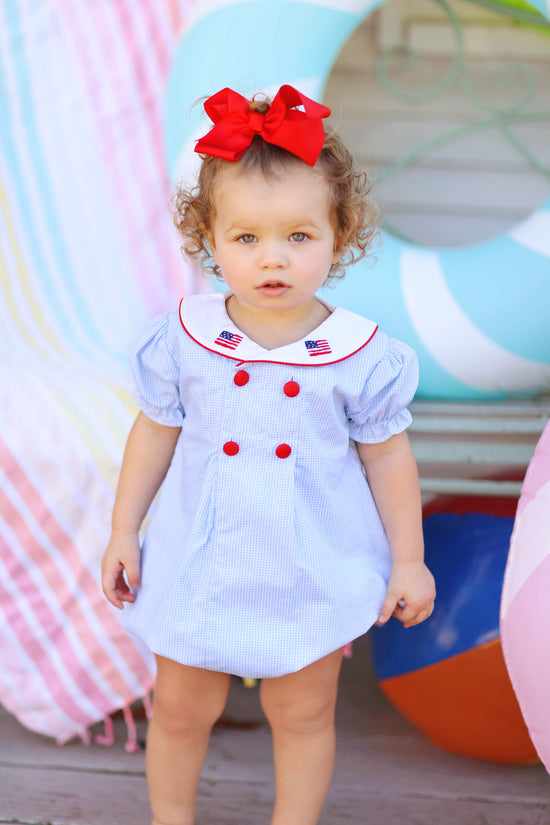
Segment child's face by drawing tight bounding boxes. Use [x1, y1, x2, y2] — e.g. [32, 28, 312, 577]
[207, 163, 340, 318]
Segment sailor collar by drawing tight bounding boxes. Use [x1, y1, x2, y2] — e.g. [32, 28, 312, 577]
[179, 292, 378, 366]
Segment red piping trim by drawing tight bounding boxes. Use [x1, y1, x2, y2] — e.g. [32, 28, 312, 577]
[178, 298, 378, 367]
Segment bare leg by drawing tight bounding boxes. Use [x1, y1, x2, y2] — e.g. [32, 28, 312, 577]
[147, 655, 231, 825]
[260, 647, 345, 825]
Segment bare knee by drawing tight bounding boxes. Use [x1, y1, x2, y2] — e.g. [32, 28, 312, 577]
[260, 683, 337, 736]
[153, 689, 220, 736]
[152, 662, 230, 736]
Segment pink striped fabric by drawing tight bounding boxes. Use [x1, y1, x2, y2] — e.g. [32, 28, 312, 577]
[0, 0, 202, 748]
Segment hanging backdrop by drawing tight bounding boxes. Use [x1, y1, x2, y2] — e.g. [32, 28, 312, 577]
[0, 0, 200, 747]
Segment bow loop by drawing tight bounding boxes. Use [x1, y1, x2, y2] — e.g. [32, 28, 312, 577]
[195, 85, 331, 166]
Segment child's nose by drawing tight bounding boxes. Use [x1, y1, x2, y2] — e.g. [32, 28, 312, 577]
[259, 241, 288, 268]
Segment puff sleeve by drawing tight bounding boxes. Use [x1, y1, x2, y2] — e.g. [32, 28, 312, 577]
[347, 338, 418, 444]
[130, 313, 184, 427]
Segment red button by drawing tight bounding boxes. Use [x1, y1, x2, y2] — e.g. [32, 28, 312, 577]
[275, 443, 292, 459]
[284, 380, 300, 397]
[234, 370, 249, 386]
[223, 441, 239, 456]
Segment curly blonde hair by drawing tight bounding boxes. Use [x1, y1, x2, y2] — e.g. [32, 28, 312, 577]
[173, 96, 380, 283]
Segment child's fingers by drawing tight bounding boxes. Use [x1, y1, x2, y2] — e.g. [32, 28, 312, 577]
[102, 575, 124, 610]
[122, 555, 140, 591]
[101, 537, 140, 608]
[395, 598, 435, 628]
[377, 595, 434, 627]
[402, 603, 435, 628]
[102, 564, 136, 609]
[376, 594, 403, 626]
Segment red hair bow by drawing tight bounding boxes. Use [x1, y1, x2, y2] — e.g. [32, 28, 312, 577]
[194, 85, 331, 167]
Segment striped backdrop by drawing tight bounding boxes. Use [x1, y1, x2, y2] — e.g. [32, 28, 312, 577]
[0, 0, 202, 747]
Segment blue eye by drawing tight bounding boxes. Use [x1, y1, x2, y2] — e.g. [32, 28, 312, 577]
[239, 234, 256, 244]
[290, 232, 307, 242]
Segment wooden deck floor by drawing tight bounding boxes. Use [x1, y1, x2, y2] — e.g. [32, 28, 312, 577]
[1, 635, 549, 825]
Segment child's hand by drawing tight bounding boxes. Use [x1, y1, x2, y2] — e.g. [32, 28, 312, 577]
[101, 533, 141, 610]
[376, 561, 435, 628]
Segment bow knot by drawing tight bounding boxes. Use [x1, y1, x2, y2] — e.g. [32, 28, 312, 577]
[248, 110, 266, 134]
[194, 85, 331, 167]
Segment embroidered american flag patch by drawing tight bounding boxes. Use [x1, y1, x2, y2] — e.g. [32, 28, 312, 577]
[215, 330, 243, 350]
[305, 339, 332, 357]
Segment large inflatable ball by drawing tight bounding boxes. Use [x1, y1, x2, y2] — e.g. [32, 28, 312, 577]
[501, 421, 550, 773]
[167, 0, 550, 401]
[371, 505, 537, 764]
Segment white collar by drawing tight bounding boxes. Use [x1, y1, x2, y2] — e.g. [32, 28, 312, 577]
[179, 292, 378, 366]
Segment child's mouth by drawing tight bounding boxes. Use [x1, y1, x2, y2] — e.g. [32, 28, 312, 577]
[257, 281, 290, 296]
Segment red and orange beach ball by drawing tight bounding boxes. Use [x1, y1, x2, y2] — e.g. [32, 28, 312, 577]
[371, 495, 537, 764]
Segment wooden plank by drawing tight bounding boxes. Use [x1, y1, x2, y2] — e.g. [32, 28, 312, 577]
[411, 439, 534, 465]
[374, 165, 550, 211]
[332, 17, 377, 71]
[410, 22, 550, 59]
[410, 415, 548, 434]
[2, 637, 550, 825]
[411, 398, 550, 416]
[0, 764, 150, 825]
[2, 761, 549, 825]
[376, 211, 522, 245]
[352, 0, 548, 54]
[400, 0, 525, 24]
[377, 1, 405, 50]
[408, 398, 550, 496]
[341, 118, 550, 168]
[419, 477, 523, 495]
[325, 59, 550, 118]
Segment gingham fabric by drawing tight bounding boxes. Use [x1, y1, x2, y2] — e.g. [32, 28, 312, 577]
[121, 293, 418, 679]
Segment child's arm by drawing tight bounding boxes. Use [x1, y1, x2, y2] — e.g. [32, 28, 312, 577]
[356, 432, 435, 628]
[101, 411, 182, 609]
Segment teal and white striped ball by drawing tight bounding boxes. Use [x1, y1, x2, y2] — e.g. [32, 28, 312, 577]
[164, 0, 550, 400]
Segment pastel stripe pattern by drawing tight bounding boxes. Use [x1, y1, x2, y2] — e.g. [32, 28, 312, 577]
[0, 0, 200, 747]
[501, 422, 550, 772]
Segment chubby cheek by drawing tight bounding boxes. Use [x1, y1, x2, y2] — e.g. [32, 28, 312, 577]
[214, 247, 239, 277]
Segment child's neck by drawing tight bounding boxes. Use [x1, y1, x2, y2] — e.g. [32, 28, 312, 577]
[225, 295, 331, 351]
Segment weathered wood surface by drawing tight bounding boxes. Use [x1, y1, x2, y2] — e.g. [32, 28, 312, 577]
[1, 636, 549, 825]
[324, 0, 550, 248]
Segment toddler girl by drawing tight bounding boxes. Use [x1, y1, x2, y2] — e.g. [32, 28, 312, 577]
[102, 84, 435, 825]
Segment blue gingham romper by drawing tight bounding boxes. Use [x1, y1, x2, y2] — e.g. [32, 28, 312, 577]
[120, 292, 418, 678]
